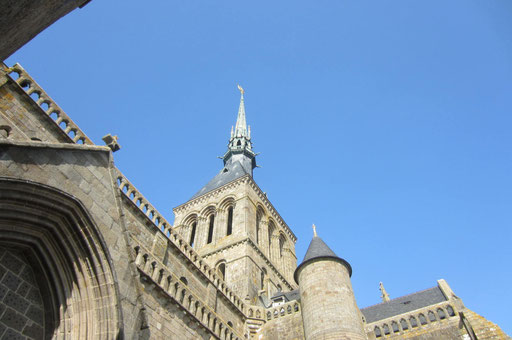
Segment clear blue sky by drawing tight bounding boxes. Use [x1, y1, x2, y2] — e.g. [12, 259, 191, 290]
[6, 0, 511, 333]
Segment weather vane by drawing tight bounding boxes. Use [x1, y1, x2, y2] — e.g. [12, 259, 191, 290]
[237, 84, 244, 95]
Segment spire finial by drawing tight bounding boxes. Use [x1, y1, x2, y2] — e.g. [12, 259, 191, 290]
[312, 224, 317, 237]
[379, 282, 390, 302]
[233, 84, 248, 138]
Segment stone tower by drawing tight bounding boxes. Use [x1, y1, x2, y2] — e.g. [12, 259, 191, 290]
[295, 226, 366, 340]
[173, 87, 298, 305]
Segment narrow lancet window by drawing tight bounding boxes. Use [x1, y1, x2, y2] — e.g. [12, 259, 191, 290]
[227, 207, 233, 236]
[256, 212, 261, 244]
[189, 222, 196, 247]
[207, 215, 214, 244]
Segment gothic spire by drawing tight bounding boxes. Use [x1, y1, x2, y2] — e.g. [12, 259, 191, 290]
[222, 85, 256, 174]
[187, 85, 258, 201]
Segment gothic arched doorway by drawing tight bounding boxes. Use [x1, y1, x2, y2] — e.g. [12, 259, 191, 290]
[0, 178, 122, 339]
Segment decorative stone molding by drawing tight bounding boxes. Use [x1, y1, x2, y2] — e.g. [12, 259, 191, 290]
[134, 243, 245, 340]
[5, 63, 93, 145]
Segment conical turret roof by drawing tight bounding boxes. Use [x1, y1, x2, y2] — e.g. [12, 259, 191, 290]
[301, 235, 339, 262]
[294, 228, 352, 284]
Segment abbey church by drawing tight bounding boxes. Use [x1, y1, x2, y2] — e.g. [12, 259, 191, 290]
[0, 1, 510, 339]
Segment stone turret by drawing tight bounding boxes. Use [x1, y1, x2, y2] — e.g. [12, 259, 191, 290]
[294, 226, 366, 340]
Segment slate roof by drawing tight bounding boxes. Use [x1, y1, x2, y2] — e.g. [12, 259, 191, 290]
[302, 236, 338, 263]
[271, 289, 300, 302]
[294, 236, 352, 283]
[360, 286, 447, 323]
[189, 160, 249, 200]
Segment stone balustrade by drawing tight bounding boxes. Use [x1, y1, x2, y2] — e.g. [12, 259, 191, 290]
[134, 243, 244, 340]
[116, 171, 247, 317]
[264, 300, 301, 321]
[6, 63, 93, 145]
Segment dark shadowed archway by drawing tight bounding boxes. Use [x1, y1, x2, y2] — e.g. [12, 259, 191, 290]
[0, 178, 122, 339]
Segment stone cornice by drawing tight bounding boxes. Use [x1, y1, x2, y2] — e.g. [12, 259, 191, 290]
[173, 174, 297, 243]
[246, 177, 297, 242]
[173, 176, 248, 213]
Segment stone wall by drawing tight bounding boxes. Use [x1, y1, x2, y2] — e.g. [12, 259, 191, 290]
[298, 259, 366, 340]
[258, 301, 305, 340]
[0, 247, 44, 340]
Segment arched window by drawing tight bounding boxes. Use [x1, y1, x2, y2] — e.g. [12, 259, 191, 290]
[392, 321, 399, 333]
[279, 234, 286, 258]
[428, 311, 436, 322]
[226, 207, 233, 236]
[374, 326, 382, 337]
[260, 267, 267, 290]
[437, 308, 446, 319]
[277, 284, 282, 292]
[446, 305, 455, 317]
[189, 222, 197, 247]
[256, 210, 262, 244]
[383, 324, 390, 335]
[409, 316, 418, 328]
[217, 262, 226, 280]
[180, 277, 188, 285]
[268, 222, 275, 250]
[400, 319, 408, 330]
[207, 215, 214, 244]
[419, 313, 427, 325]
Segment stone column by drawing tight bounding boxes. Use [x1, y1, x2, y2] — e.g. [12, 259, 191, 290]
[270, 234, 280, 264]
[215, 208, 227, 242]
[195, 216, 208, 249]
[260, 220, 269, 257]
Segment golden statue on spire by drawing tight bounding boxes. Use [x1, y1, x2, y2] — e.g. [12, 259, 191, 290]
[312, 224, 317, 237]
[237, 84, 244, 95]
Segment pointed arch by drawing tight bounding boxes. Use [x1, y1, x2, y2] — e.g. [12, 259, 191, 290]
[278, 232, 287, 258]
[268, 220, 276, 250]
[256, 206, 265, 245]
[0, 178, 122, 339]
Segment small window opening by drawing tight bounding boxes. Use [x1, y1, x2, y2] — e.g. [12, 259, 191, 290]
[180, 277, 188, 285]
[217, 263, 226, 280]
[428, 311, 436, 322]
[374, 326, 382, 338]
[419, 314, 427, 325]
[189, 222, 197, 247]
[207, 215, 214, 244]
[227, 207, 233, 236]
